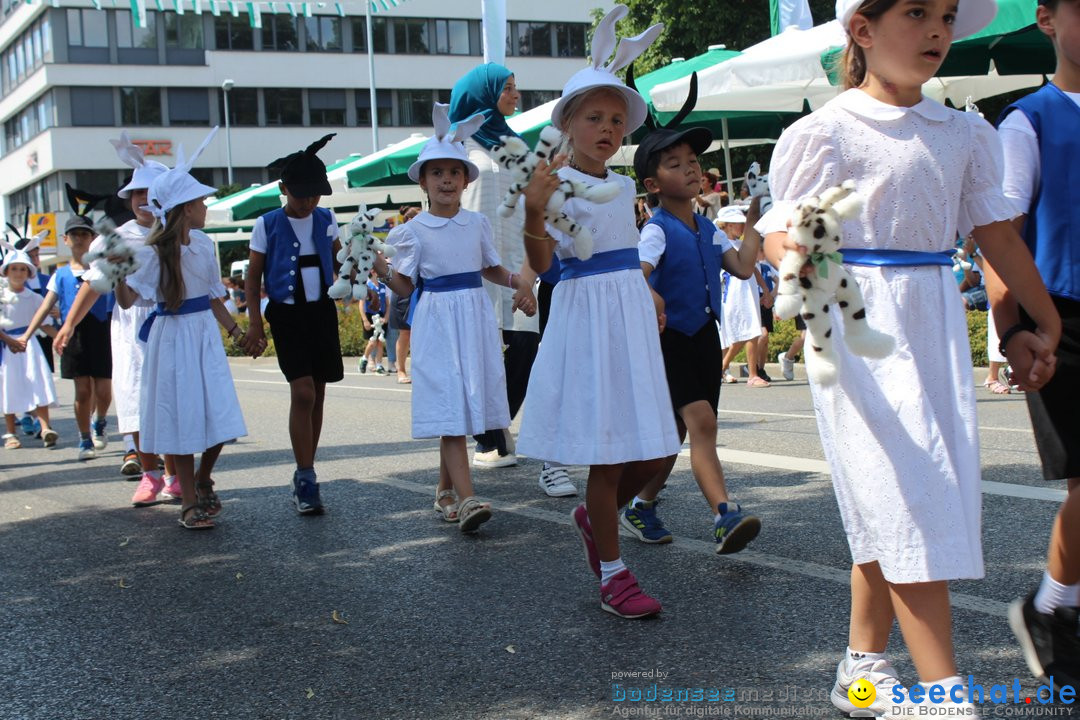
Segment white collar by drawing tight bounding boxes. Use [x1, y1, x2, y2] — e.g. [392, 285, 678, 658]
[413, 210, 471, 228]
[833, 88, 951, 123]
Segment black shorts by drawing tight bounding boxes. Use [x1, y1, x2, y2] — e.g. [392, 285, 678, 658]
[538, 280, 555, 339]
[660, 321, 723, 415]
[1023, 295, 1080, 480]
[795, 315, 806, 331]
[388, 294, 411, 331]
[760, 305, 774, 333]
[60, 314, 112, 380]
[37, 334, 55, 373]
[265, 298, 344, 384]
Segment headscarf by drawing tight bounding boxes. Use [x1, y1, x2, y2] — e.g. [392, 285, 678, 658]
[448, 63, 519, 151]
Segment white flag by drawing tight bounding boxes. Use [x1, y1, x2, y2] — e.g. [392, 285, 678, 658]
[481, 0, 506, 64]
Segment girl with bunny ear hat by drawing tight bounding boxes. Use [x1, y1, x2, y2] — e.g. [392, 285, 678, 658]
[514, 4, 680, 620]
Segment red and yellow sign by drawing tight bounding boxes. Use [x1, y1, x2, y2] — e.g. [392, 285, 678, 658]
[132, 140, 172, 156]
[29, 213, 57, 250]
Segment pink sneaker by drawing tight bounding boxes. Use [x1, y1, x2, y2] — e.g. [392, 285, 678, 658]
[600, 570, 662, 619]
[161, 476, 182, 502]
[131, 472, 165, 507]
[571, 504, 601, 578]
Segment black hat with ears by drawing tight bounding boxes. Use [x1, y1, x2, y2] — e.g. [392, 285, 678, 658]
[63, 183, 108, 234]
[627, 67, 713, 182]
[269, 133, 336, 199]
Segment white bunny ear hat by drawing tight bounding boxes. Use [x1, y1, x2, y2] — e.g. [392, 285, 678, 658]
[112, 131, 170, 199]
[551, 4, 663, 134]
[0, 234, 40, 277]
[407, 103, 487, 183]
[146, 127, 219, 222]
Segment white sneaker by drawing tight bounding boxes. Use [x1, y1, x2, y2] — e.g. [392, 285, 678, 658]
[778, 351, 795, 381]
[539, 466, 576, 497]
[501, 428, 516, 455]
[473, 448, 517, 468]
[831, 657, 905, 716]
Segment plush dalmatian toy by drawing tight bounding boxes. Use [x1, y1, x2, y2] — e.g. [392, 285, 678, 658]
[81, 218, 141, 294]
[744, 162, 772, 215]
[369, 313, 386, 345]
[492, 126, 622, 261]
[773, 181, 894, 385]
[328, 205, 395, 303]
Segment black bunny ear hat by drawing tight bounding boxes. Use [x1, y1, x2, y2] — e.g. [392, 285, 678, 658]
[63, 182, 108, 234]
[628, 68, 713, 182]
[269, 133, 336, 198]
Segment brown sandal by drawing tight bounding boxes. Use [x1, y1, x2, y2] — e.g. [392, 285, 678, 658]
[178, 504, 214, 530]
[196, 479, 223, 517]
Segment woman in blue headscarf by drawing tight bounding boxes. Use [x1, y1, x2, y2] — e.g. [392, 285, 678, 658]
[447, 64, 575, 494]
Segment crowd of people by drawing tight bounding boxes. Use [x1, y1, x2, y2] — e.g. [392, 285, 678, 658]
[0, 0, 1077, 713]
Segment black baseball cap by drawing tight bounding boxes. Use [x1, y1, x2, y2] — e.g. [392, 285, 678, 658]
[633, 127, 713, 182]
[64, 214, 95, 234]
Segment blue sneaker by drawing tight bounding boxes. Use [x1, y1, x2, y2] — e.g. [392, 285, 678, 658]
[713, 503, 761, 555]
[292, 470, 324, 515]
[92, 418, 108, 450]
[620, 500, 673, 544]
[19, 415, 35, 436]
[78, 438, 96, 461]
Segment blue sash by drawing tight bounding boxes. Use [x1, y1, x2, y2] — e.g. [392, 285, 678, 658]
[406, 271, 483, 325]
[138, 296, 212, 342]
[0, 326, 29, 364]
[840, 248, 955, 267]
[560, 248, 640, 281]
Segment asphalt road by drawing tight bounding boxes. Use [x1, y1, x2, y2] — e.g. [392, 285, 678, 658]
[0, 358, 1072, 720]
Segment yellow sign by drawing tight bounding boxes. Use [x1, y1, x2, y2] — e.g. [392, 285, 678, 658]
[29, 213, 57, 250]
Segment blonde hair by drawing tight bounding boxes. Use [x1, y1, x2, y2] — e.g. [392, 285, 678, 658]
[559, 87, 628, 143]
[146, 204, 189, 311]
[837, 0, 901, 89]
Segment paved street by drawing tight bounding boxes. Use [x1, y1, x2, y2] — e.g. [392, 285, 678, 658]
[0, 357, 1072, 719]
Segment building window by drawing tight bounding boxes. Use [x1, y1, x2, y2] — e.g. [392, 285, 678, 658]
[262, 16, 299, 51]
[218, 87, 258, 126]
[553, 22, 586, 57]
[165, 13, 204, 48]
[351, 16, 388, 53]
[397, 89, 437, 126]
[121, 87, 162, 126]
[41, 16, 51, 56]
[393, 18, 428, 54]
[169, 88, 209, 126]
[67, 9, 109, 48]
[520, 90, 558, 111]
[36, 92, 55, 133]
[356, 89, 392, 127]
[264, 88, 302, 125]
[70, 87, 116, 126]
[434, 19, 470, 55]
[305, 16, 341, 51]
[513, 22, 552, 56]
[308, 89, 345, 125]
[116, 10, 158, 48]
[214, 14, 253, 49]
[75, 170, 124, 198]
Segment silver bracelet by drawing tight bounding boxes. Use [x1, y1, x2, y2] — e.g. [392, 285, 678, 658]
[378, 263, 395, 284]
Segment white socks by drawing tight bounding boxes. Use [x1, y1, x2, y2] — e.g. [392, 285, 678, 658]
[845, 647, 887, 670]
[123, 434, 136, 453]
[1034, 571, 1080, 614]
[600, 558, 627, 584]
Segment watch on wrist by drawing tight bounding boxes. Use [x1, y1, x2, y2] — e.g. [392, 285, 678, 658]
[378, 263, 394, 284]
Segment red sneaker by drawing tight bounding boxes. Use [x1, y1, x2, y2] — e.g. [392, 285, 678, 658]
[600, 570, 662, 619]
[131, 472, 165, 506]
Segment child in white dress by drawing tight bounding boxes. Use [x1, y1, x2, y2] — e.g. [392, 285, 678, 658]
[716, 207, 769, 386]
[373, 104, 527, 534]
[0, 241, 58, 449]
[117, 130, 249, 530]
[516, 6, 680, 619]
[758, 0, 1062, 713]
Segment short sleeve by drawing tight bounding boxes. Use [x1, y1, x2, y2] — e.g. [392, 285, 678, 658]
[755, 120, 844, 237]
[477, 214, 501, 268]
[712, 229, 734, 256]
[998, 110, 1040, 219]
[124, 244, 160, 302]
[959, 113, 1014, 235]
[249, 216, 268, 255]
[638, 223, 667, 268]
[388, 224, 419, 283]
[327, 210, 341, 243]
[45, 274, 59, 294]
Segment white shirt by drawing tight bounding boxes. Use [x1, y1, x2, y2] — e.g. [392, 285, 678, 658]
[389, 209, 499, 283]
[549, 169, 639, 259]
[756, 89, 1011, 246]
[638, 217, 733, 269]
[998, 88, 1080, 218]
[249, 210, 340, 304]
[125, 230, 227, 304]
[3, 287, 44, 328]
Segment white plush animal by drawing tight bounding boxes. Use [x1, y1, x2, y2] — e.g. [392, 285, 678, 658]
[492, 126, 622, 261]
[328, 205, 395, 303]
[81, 218, 141, 294]
[369, 313, 386, 344]
[773, 181, 894, 385]
[745, 162, 772, 215]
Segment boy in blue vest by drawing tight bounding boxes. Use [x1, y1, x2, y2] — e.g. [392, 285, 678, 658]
[627, 127, 762, 554]
[23, 214, 113, 461]
[996, 0, 1080, 689]
[245, 135, 344, 515]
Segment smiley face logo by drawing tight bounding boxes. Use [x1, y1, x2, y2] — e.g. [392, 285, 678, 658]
[848, 679, 876, 708]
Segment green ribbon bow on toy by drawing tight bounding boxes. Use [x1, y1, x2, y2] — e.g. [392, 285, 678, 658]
[808, 250, 843, 279]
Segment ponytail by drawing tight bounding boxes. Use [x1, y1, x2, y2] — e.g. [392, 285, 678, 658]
[146, 204, 189, 311]
[836, 0, 901, 90]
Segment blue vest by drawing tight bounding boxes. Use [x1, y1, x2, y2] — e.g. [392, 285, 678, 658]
[32, 271, 49, 298]
[53, 265, 113, 324]
[645, 209, 724, 336]
[1000, 84, 1080, 301]
[261, 207, 335, 303]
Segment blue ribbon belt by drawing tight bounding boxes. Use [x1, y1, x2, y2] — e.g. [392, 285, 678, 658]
[138, 296, 212, 342]
[1, 326, 29, 364]
[839, 248, 955, 267]
[406, 271, 483, 325]
[560, 248, 641, 281]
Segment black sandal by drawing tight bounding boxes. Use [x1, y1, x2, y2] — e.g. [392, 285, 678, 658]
[196, 479, 223, 518]
[178, 504, 214, 530]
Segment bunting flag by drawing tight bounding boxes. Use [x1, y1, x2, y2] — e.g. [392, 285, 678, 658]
[302, 2, 312, 17]
[285, 1, 297, 15]
[173, 0, 184, 14]
[247, 1, 261, 27]
[769, 0, 813, 35]
[69, 0, 412, 23]
[333, 1, 343, 16]
[268, 1, 276, 13]
[90, 0, 102, 9]
[209, 0, 220, 15]
[129, 0, 147, 27]
[229, 0, 239, 16]
[154, 0, 164, 11]
[193, 0, 203, 13]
